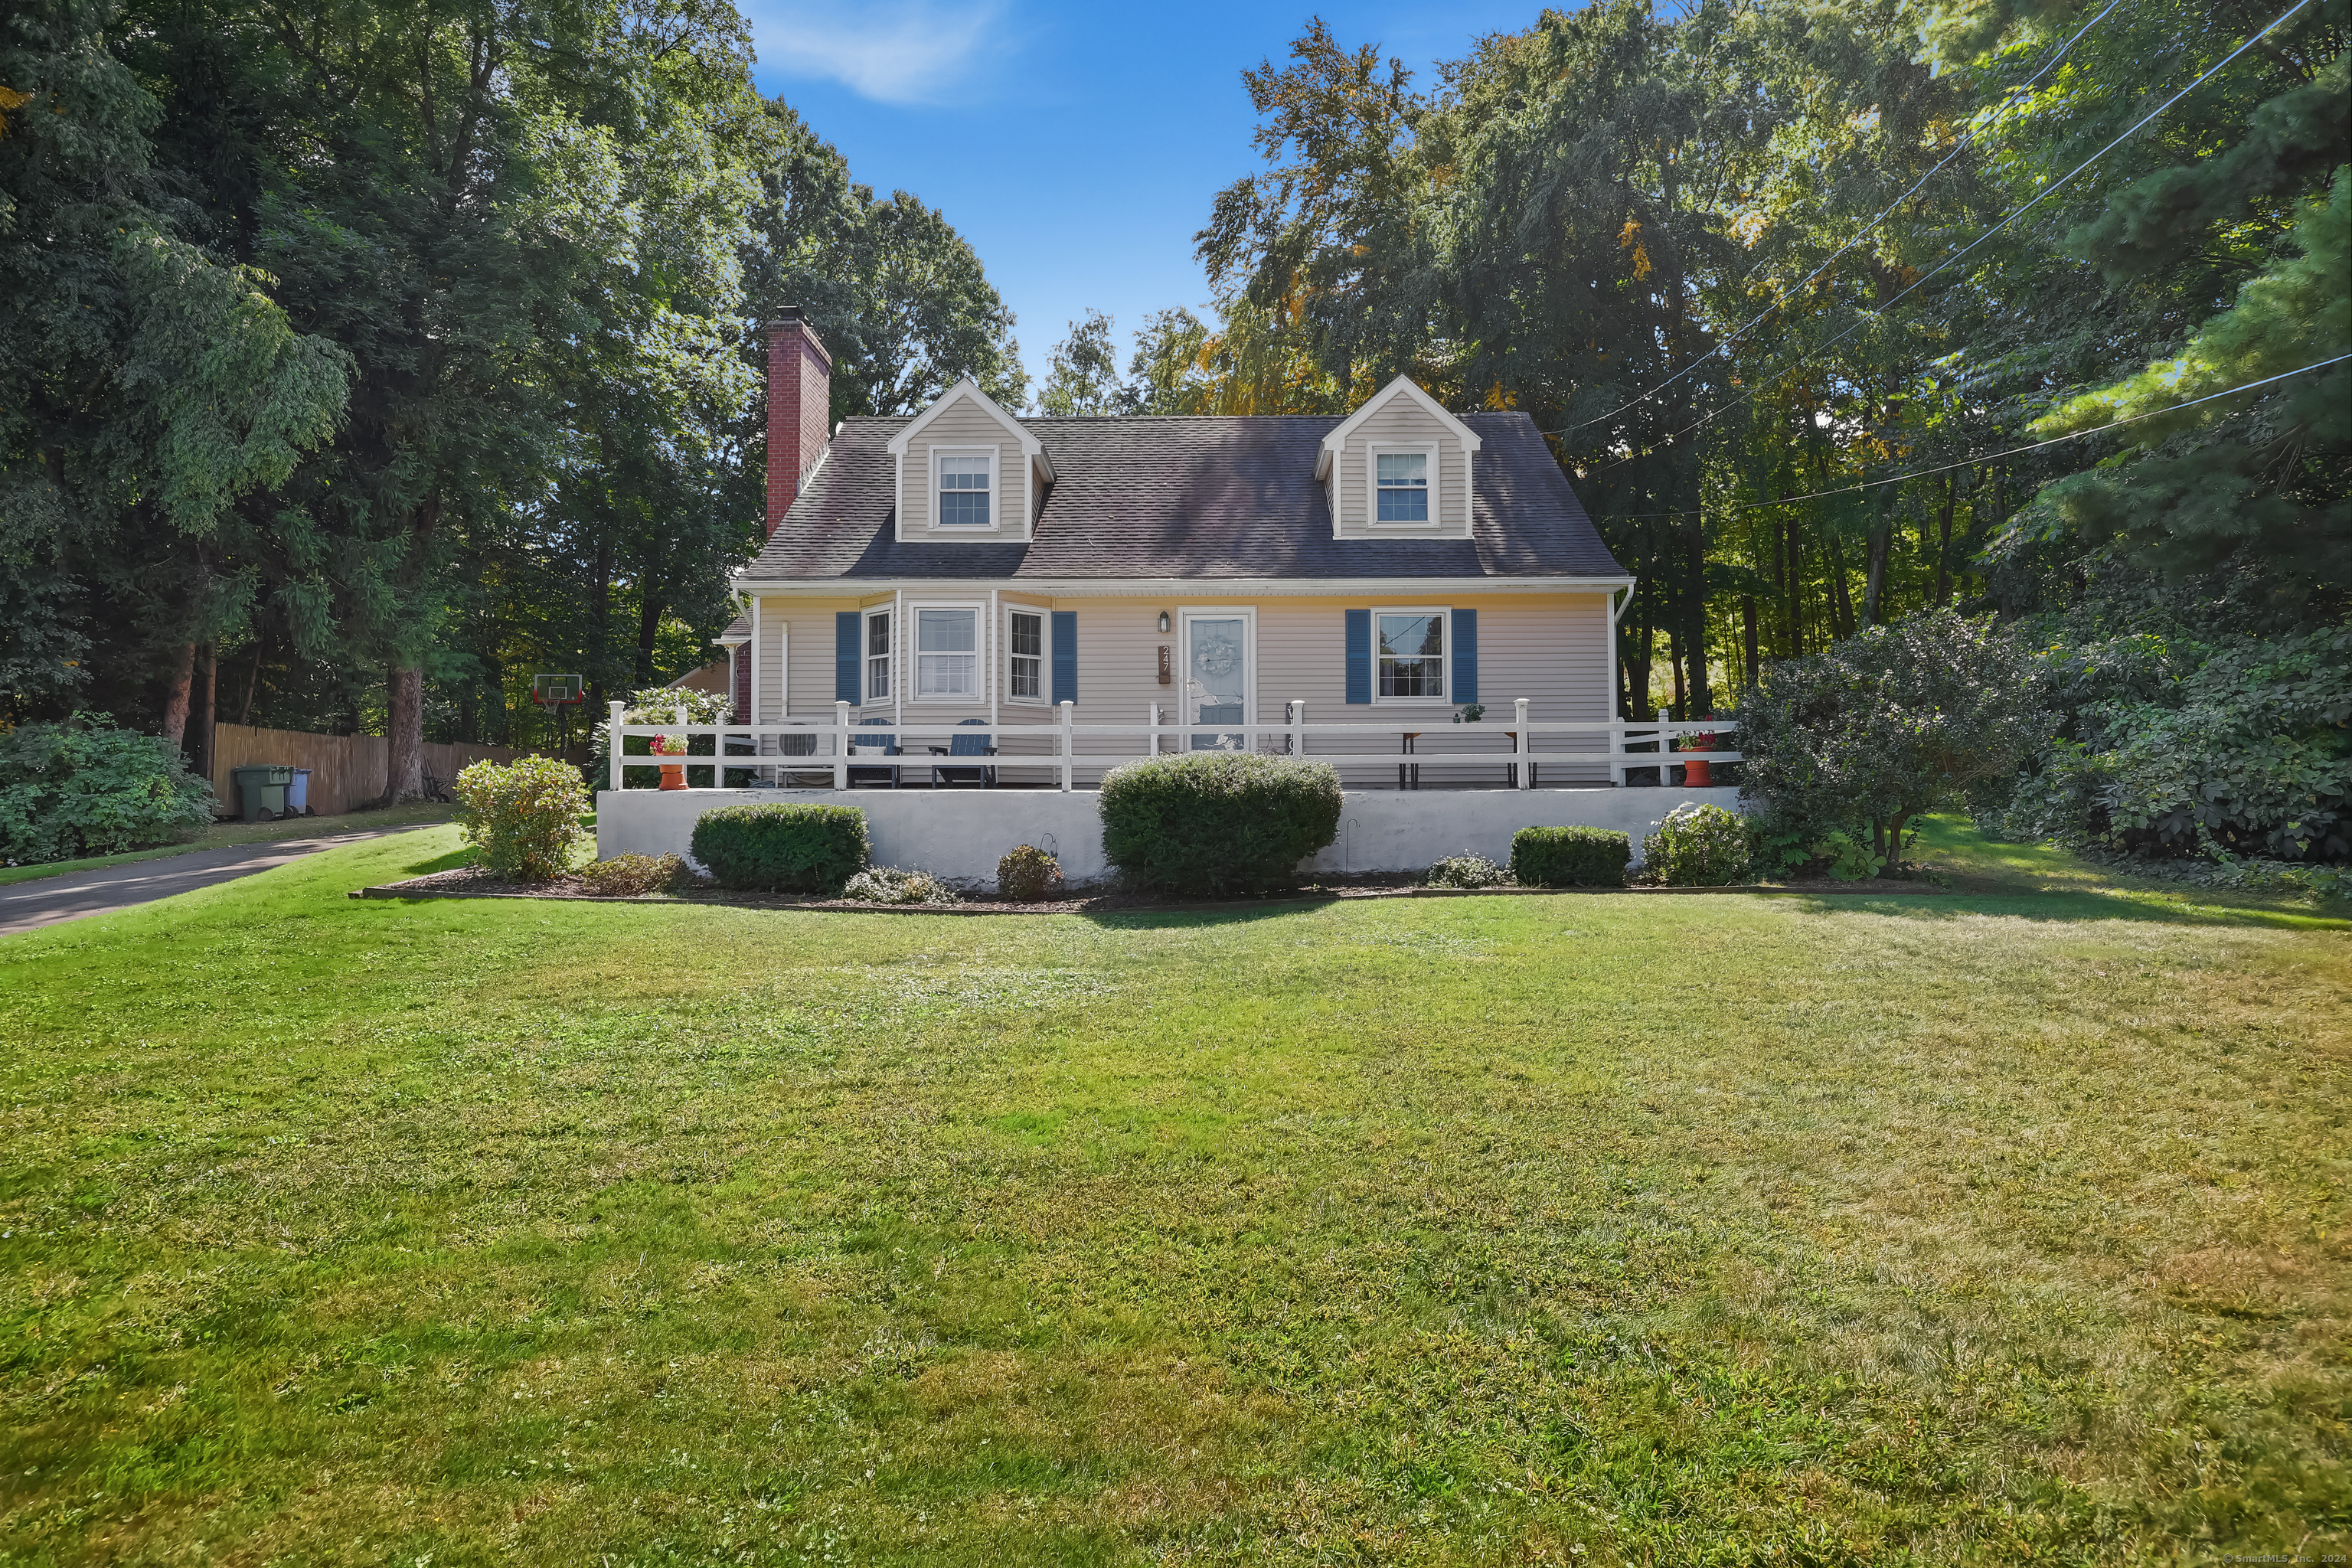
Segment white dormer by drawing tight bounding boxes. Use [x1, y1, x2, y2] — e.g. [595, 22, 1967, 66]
[1315, 375, 1482, 538]
[887, 379, 1054, 542]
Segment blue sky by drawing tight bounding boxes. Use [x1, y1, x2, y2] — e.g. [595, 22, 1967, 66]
[738, 0, 1547, 394]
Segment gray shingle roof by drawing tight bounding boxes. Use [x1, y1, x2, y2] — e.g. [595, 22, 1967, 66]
[743, 410, 1624, 583]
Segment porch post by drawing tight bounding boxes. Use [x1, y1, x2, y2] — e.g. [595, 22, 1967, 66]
[1514, 697, 1529, 789]
[608, 701, 623, 792]
[834, 699, 850, 791]
[1058, 700, 1074, 791]
[1148, 702, 1159, 759]
[1292, 699, 1305, 759]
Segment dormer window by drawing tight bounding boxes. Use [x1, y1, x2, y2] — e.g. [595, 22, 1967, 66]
[1375, 450, 1431, 523]
[937, 451, 992, 527]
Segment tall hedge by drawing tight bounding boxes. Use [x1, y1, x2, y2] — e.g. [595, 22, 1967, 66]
[691, 803, 869, 893]
[1098, 752, 1342, 895]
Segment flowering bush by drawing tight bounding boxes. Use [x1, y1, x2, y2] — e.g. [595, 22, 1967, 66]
[841, 866, 959, 905]
[0, 714, 215, 864]
[452, 755, 589, 881]
[1423, 854, 1508, 888]
[997, 844, 1065, 901]
[1642, 803, 1752, 885]
[579, 853, 688, 897]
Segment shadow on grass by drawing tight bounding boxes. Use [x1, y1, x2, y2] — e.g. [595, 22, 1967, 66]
[1082, 899, 1338, 931]
[390, 846, 473, 877]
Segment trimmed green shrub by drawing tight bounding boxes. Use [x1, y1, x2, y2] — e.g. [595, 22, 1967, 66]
[691, 802, 868, 893]
[841, 866, 959, 905]
[580, 853, 688, 897]
[1423, 854, 1507, 888]
[452, 755, 589, 881]
[997, 844, 1065, 901]
[0, 713, 215, 865]
[1641, 803, 1753, 886]
[1098, 752, 1342, 896]
[1509, 825, 1631, 887]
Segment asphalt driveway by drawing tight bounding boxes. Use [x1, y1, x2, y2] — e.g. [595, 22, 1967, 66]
[0, 825, 436, 937]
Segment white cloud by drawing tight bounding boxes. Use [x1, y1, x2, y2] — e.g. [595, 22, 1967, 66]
[747, 1, 1012, 105]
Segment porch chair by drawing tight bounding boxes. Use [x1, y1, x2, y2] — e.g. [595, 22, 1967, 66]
[846, 716, 902, 789]
[928, 717, 997, 789]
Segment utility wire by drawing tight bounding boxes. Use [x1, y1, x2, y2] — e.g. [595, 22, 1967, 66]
[1555, 0, 2315, 455]
[1559, 0, 2127, 436]
[1585, 351, 2350, 520]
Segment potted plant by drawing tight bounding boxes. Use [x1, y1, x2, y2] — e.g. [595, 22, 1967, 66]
[1678, 718, 1720, 787]
[652, 731, 688, 790]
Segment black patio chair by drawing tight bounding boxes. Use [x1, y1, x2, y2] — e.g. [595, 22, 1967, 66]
[846, 716, 901, 789]
[929, 717, 997, 789]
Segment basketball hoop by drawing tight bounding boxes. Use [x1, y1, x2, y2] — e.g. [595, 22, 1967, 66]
[532, 673, 586, 706]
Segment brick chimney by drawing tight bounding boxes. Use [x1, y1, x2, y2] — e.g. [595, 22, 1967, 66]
[766, 308, 833, 537]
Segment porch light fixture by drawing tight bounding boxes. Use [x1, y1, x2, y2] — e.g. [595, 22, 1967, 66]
[1157, 610, 1171, 633]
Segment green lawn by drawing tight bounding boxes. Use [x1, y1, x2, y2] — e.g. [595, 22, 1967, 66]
[0, 802, 457, 887]
[2, 820, 2345, 1564]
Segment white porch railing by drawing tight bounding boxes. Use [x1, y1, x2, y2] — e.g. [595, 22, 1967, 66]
[608, 701, 1740, 792]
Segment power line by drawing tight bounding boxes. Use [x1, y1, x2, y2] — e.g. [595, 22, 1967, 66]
[1557, 0, 2315, 455]
[1559, 0, 2128, 436]
[1585, 352, 2350, 520]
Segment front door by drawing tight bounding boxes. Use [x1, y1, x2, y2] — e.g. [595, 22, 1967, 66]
[1184, 616, 1248, 750]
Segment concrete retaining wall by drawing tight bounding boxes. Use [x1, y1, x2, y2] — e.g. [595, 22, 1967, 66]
[597, 786, 1746, 888]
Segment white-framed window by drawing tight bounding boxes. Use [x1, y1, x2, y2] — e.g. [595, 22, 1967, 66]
[1368, 445, 1438, 526]
[864, 607, 893, 703]
[1374, 606, 1448, 701]
[1006, 607, 1045, 702]
[913, 605, 981, 700]
[934, 448, 995, 528]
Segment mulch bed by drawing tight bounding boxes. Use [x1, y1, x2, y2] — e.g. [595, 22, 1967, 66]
[351, 865, 1946, 916]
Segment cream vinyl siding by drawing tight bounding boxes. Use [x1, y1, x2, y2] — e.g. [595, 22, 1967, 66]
[1334, 402, 1472, 537]
[897, 395, 1027, 540]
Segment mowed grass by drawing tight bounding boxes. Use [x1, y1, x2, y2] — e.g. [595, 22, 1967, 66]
[0, 822, 2345, 1564]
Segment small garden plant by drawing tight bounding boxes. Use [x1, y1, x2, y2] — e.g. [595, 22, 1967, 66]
[578, 853, 688, 897]
[691, 802, 868, 893]
[1422, 854, 1508, 888]
[1641, 803, 1752, 886]
[1509, 825, 1631, 887]
[841, 866, 959, 905]
[452, 755, 589, 882]
[997, 844, 1065, 901]
[1099, 752, 1342, 896]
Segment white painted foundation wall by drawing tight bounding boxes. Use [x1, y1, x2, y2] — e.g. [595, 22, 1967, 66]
[597, 786, 1745, 888]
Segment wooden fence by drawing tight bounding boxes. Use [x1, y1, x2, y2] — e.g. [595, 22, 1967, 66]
[208, 724, 541, 817]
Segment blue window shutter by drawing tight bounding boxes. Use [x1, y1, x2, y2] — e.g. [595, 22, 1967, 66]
[1452, 608, 1477, 704]
[1050, 611, 1077, 704]
[1345, 608, 1371, 704]
[835, 611, 860, 704]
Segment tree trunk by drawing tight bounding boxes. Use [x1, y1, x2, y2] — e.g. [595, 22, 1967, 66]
[238, 635, 266, 724]
[635, 590, 664, 687]
[192, 645, 217, 784]
[1624, 599, 1654, 721]
[160, 642, 196, 746]
[1668, 627, 1686, 720]
[1826, 532, 1857, 640]
[1932, 475, 1958, 608]
[1861, 506, 1893, 628]
[387, 666, 425, 803]
[1741, 595, 1759, 690]
[1783, 518, 1803, 656]
[1683, 520, 1710, 717]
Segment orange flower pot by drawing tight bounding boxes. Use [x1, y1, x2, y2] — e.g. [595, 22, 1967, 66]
[658, 763, 687, 790]
[1683, 757, 1713, 787]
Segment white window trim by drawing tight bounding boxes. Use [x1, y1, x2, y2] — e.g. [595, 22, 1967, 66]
[1367, 443, 1442, 528]
[929, 444, 1001, 531]
[1177, 605, 1258, 737]
[905, 599, 987, 705]
[1370, 604, 1451, 706]
[862, 604, 894, 707]
[1003, 603, 1049, 706]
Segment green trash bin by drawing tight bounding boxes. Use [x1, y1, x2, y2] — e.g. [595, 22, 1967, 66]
[231, 764, 295, 822]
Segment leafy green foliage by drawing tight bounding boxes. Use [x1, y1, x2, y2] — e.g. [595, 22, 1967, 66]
[1999, 625, 2352, 862]
[1508, 826, 1631, 888]
[1098, 753, 1342, 896]
[451, 756, 589, 883]
[995, 844, 1065, 902]
[1642, 803, 1753, 886]
[841, 866, 959, 906]
[0, 714, 215, 864]
[690, 802, 869, 895]
[1740, 610, 2047, 874]
[1423, 853, 1508, 888]
[578, 853, 688, 897]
